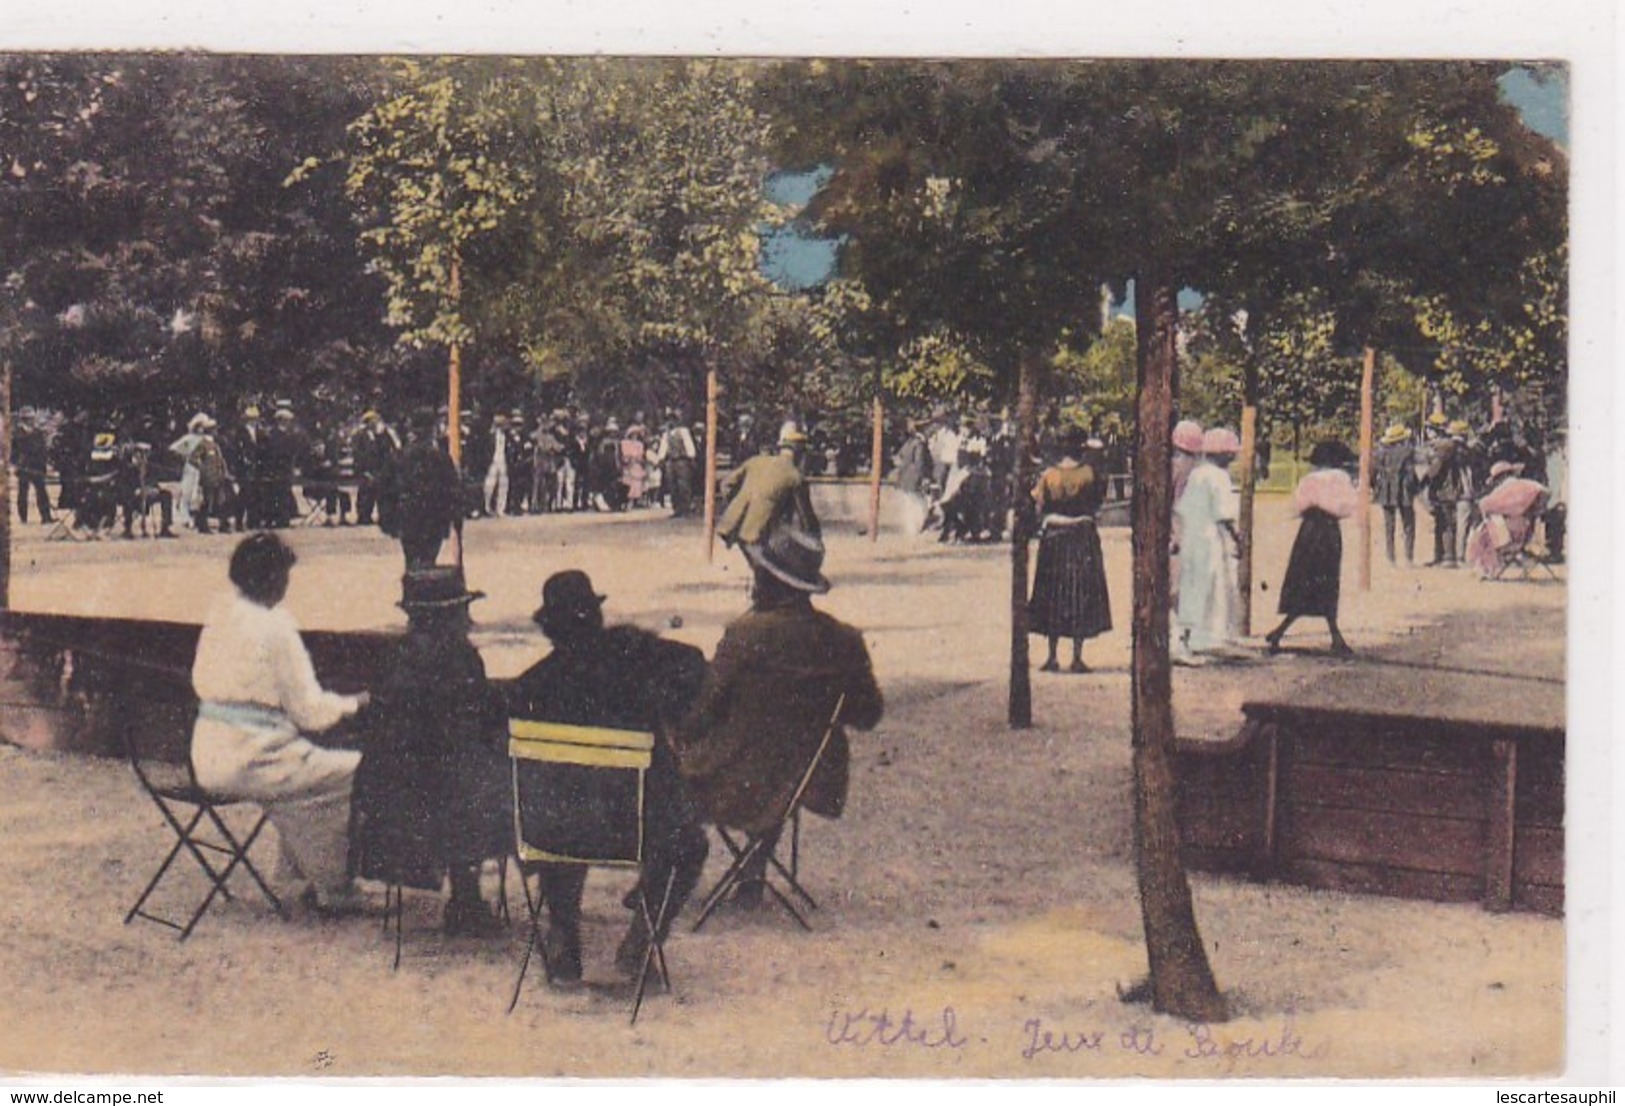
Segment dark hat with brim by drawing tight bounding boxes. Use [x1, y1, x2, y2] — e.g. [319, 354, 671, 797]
[744, 523, 831, 595]
[533, 569, 607, 625]
[399, 567, 485, 610]
[1308, 440, 1356, 468]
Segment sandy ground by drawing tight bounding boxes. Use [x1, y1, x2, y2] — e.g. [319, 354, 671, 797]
[0, 498, 1568, 1079]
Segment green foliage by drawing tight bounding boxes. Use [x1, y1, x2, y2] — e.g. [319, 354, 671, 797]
[3, 55, 389, 409]
[1052, 317, 1136, 431]
[332, 58, 533, 352]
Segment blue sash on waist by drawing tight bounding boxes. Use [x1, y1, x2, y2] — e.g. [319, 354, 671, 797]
[197, 700, 292, 731]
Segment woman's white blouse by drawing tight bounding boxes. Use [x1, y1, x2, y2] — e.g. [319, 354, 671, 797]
[191, 595, 358, 732]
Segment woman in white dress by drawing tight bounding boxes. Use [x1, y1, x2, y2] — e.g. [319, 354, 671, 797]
[190, 533, 371, 914]
[1174, 427, 1243, 664]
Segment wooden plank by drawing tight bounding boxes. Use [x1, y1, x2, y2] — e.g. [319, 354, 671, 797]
[1284, 762, 1485, 820]
[1280, 805, 1486, 877]
[1515, 884, 1564, 917]
[1512, 825, 1564, 888]
[1290, 728, 1483, 776]
[1282, 857, 1484, 906]
[1484, 739, 1517, 912]
[1255, 723, 1280, 877]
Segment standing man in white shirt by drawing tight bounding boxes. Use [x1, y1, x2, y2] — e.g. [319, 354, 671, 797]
[483, 412, 511, 518]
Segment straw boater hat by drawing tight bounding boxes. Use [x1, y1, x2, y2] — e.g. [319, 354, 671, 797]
[1201, 427, 1241, 456]
[244, 405, 261, 419]
[778, 420, 810, 447]
[1447, 419, 1471, 438]
[1381, 425, 1410, 445]
[398, 566, 485, 611]
[1172, 419, 1205, 453]
[188, 412, 211, 433]
[1427, 411, 1448, 428]
[1488, 460, 1525, 480]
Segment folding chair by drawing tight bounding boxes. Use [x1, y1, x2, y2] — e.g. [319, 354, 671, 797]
[121, 723, 284, 939]
[1485, 511, 1561, 583]
[507, 719, 674, 1024]
[691, 693, 846, 934]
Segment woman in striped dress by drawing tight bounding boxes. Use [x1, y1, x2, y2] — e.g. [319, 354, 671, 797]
[1027, 428, 1112, 673]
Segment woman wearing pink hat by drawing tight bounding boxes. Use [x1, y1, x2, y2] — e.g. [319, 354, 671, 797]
[1174, 427, 1242, 664]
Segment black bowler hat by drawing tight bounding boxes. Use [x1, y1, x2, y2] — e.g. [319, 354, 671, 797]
[533, 570, 607, 626]
[1308, 440, 1356, 468]
[399, 566, 485, 610]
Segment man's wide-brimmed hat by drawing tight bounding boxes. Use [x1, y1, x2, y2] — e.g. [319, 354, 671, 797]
[778, 420, 810, 447]
[745, 522, 832, 594]
[533, 569, 607, 626]
[1447, 419, 1471, 437]
[399, 566, 485, 610]
[1381, 425, 1410, 444]
[1308, 440, 1356, 468]
[1201, 427, 1241, 455]
[1488, 459, 1525, 479]
[1171, 419, 1205, 453]
[1428, 411, 1449, 427]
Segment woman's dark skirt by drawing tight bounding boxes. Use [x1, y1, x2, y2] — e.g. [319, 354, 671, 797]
[1278, 510, 1343, 618]
[1027, 519, 1112, 640]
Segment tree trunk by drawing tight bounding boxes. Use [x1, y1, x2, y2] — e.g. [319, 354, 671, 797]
[1129, 276, 1227, 1023]
[448, 257, 464, 568]
[1235, 363, 1261, 637]
[1007, 348, 1042, 729]
[868, 392, 884, 542]
[1358, 346, 1375, 593]
[703, 367, 719, 563]
[1, 359, 12, 611]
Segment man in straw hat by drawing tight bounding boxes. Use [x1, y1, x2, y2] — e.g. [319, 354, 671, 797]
[507, 570, 711, 984]
[716, 419, 821, 558]
[1373, 424, 1421, 565]
[351, 567, 510, 936]
[677, 525, 884, 910]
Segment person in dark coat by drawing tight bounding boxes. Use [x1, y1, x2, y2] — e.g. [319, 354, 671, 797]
[1422, 420, 1468, 567]
[12, 413, 54, 524]
[1265, 441, 1359, 656]
[350, 567, 510, 936]
[508, 571, 710, 984]
[382, 410, 463, 570]
[677, 533, 883, 909]
[352, 411, 398, 527]
[1372, 424, 1420, 565]
[1026, 427, 1112, 673]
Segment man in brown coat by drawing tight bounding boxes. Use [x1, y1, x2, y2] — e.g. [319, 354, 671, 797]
[715, 421, 820, 551]
[677, 526, 883, 907]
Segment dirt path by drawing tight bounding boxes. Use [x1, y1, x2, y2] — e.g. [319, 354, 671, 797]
[0, 500, 1567, 1078]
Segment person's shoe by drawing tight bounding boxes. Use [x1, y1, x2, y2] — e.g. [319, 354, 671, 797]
[443, 898, 505, 938]
[541, 928, 584, 988]
[304, 884, 378, 919]
[158, 528, 179, 539]
[1068, 659, 1090, 674]
[1039, 659, 1060, 673]
[1264, 633, 1284, 656]
[614, 926, 654, 979]
[1329, 639, 1355, 658]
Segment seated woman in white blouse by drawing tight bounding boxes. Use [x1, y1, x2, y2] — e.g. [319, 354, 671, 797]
[190, 533, 371, 915]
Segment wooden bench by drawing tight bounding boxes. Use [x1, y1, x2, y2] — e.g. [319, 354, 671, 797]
[1175, 696, 1563, 916]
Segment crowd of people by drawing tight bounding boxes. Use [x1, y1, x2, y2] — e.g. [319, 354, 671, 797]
[183, 426, 882, 986]
[9, 401, 715, 541]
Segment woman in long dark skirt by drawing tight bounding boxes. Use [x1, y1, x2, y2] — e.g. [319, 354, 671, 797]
[1265, 440, 1358, 656]
[1028, 428, 1112, 672]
